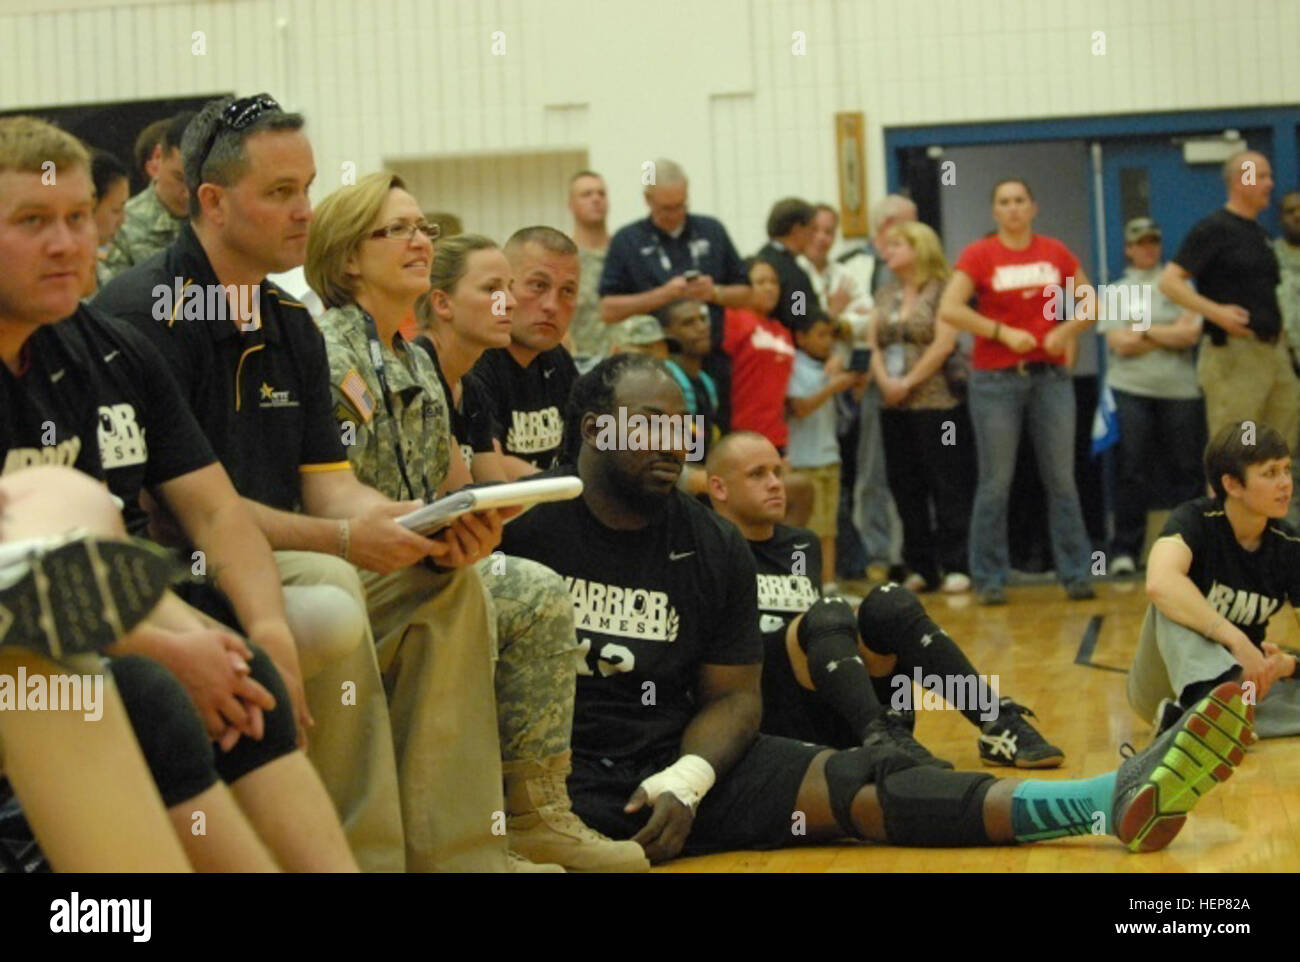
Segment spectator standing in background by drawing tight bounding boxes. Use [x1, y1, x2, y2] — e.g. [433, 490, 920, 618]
[1159, 152, 1299, 454]
[799, 202, 878, 581]
[1099, 217, 1205, 575]
[938, 178, 1097, 606]
[598, 158, 750, 429]
[131, 117, 169, 190]
[88, 148, 130, 292]
[869, 221, 973, 594]
[785, 312, 861, 591]
[1274, 189, 1300, 373]
[568, 170, 614, 372]
[756, 198, 819, 331]
[101, 110, 193, 281]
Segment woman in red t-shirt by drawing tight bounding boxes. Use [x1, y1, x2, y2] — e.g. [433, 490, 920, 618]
[937, 178, 1097, 605]
[723, 257, 797, 448]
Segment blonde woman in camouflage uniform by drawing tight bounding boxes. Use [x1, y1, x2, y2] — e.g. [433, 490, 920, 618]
[309, 172, 648, 873]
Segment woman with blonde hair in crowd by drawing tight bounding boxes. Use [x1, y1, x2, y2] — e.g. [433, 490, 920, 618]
[306, 171, 649, 873]
[868, 221, 974, 594]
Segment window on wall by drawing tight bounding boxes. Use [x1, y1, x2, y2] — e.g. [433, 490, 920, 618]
[1, 95, 228, 193]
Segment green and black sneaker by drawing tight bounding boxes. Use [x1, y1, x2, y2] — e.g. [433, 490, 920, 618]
[1113, 680, 1256, 853]
[0, 532, 177, 661]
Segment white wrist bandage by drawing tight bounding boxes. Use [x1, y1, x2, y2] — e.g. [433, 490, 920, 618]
[638, 754, 716, 809]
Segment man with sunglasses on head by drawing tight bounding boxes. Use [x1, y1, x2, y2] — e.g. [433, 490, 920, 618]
[95, 94, 519, 872]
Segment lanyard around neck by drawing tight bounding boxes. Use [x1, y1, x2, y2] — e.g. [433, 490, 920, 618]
[361, 308, 428, 503]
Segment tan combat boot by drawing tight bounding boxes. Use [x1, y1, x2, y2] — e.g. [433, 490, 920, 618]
[505, 850, 565, 873]
[503, 751, 650, 873]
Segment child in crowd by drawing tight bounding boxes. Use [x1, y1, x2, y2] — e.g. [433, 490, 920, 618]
[786, 311, 863, 590]
[723, 257, 813, 523]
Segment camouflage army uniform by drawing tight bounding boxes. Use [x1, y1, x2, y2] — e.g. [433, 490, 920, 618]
[570, 246, 612, 371]
[319, 303, 579, 763]
[100, 185, 185, 282]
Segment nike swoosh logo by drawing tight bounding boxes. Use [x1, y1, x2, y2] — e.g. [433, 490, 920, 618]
[793, 542, 809, 549]
[103, 350, 120, 363]
[543, 369, 554, 379]
[50, 369, 66, 383]
[669, 551, 694, 561]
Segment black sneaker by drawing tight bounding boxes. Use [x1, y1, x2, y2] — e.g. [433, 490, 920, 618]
[0, 532, 177, 660]
[978, 698, 1065, 768]
[864, 712, 953, 769]
[1113, 681, 1256, 853]
[1065, 581, 1096, 601]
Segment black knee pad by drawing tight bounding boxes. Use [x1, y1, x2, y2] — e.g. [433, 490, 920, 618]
[215, 645, 298, 785]
[796, 597, 859, 655]
[109, 655, 218, 808]
[822, 744, 920, 838]
[856, 583, 928, 655]
[877, 766, 996, 847]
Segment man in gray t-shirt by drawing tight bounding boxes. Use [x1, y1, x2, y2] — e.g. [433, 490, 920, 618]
[1098, 218, 1206, 572]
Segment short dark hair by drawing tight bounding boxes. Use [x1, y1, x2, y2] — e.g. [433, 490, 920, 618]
[161, 111, 196, 154]
[654, 298, 705, 328]
[563, 353, 672, 461]
[812, 202, 838, 221]
[991, 178, 1034, 202]
[505, 225, 578, 258]
[1204, 420, 1291, 500]
[766, 197, 815, 239]
[132, 118, 169, 177]
[90, 148, 129, 201]
[182, 94, 305, 220]
[790, 308, 831, 334]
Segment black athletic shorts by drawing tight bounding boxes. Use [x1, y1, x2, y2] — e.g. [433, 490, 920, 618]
[569, 734, 828, 855]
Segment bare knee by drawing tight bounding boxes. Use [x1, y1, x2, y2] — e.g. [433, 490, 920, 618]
[0, 467, 125, 541]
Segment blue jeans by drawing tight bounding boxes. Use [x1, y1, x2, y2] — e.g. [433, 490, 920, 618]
[968, 366, 1092, 590]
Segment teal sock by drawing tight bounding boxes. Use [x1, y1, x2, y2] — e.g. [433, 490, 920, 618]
[1009, 772, 1117, 842]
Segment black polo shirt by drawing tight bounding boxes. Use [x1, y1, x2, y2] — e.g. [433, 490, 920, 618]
[600, 213, 747, 349]
[1172, 208, 1282, 346]
[756, 240, 818, 331]
[0, 304, 216, 535]
[94, 222, 349, 511]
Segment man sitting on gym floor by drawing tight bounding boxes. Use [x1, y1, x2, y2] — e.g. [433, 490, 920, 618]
[499, 354, 1256, 863]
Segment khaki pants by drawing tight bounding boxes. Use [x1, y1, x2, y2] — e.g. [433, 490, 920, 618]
[1197, 337, 1300, 448]
[275, 551, 406, 872]
[361, 563, 507, 873]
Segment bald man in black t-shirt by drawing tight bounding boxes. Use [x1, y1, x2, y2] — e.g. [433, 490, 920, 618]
[706, 430, 1064, 770]
[1159, 150, 1300, 449]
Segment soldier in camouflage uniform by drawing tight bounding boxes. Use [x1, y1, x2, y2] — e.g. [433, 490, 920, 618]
[311, 174, 647, 873]
[100, 112, 192, 282]
[568, 171, 613, 372]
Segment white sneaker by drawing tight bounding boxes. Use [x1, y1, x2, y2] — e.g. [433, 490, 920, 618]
[1111, 555, 1137, 576]
[940, 572, 972, 594]
[903, 572, 927, 592]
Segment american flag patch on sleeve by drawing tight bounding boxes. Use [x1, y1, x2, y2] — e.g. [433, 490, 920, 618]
[340, 369, 376, 423]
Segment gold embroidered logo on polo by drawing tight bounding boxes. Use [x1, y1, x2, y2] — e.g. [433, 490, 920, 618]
[258, 381, 297, 408]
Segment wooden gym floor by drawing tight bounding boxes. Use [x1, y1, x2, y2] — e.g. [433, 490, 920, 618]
[656, 579, 1300, 873]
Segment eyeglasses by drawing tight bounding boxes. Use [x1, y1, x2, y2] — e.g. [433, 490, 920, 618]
[194, 93, 283, 181]
[368, 221, 441, 243]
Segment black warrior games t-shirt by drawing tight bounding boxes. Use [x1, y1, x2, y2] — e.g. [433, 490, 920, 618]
[748, 524, 856, 747]
[501, 473, 762, 763]
[1162, 497, 1300, 646]
[463, 346, 577, 470]
[0, 305, 216, 535]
